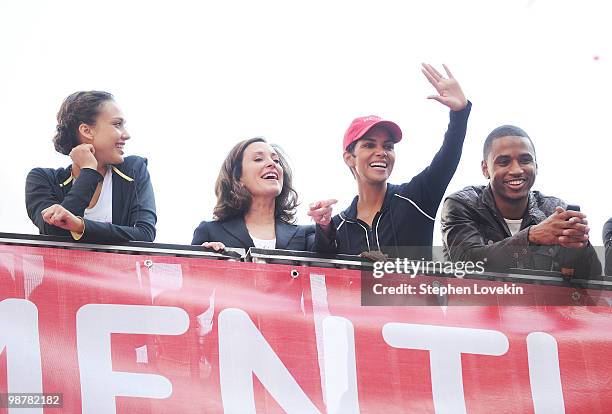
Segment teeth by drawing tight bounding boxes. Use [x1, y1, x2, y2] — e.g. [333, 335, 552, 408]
[507, 179, 525, 185]
[370, 163, 387, 168]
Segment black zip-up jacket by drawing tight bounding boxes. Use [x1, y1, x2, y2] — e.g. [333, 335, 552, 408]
[316, 102, 471, 257]
[604, 217, 612, 276]
[25, 156, 157, 243]
[441, 185, 602, 278]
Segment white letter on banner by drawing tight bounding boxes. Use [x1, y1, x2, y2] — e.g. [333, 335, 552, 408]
[382, 323, 508, 414]
[527, 332, 565, 413]
[76, 304, 189, 414]
[219, 308, 321, 414]
[322, 316, 359, 414]
[0, 299, 43, 414]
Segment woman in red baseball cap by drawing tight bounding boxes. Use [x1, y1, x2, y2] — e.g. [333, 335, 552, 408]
[310, 63, 471, 259]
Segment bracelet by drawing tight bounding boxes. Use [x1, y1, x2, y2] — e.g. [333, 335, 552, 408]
[70, 216, 85, 241]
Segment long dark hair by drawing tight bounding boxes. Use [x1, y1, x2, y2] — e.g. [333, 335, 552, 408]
[53, 91, 114, 155]
[213, 137, 298, 223]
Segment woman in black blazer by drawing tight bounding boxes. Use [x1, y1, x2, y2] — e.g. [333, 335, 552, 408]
[192, 137, 330, 251]
[25, 91, 156, 242]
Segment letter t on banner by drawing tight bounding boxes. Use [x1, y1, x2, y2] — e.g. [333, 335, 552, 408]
[76, 304, 189, 414]
[382, 323, 509, 414]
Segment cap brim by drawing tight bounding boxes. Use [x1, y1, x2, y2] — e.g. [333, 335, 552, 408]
[371, 120, 402, 143]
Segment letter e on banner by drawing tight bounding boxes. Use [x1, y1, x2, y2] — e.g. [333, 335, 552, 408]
[76, 304, 189, 414]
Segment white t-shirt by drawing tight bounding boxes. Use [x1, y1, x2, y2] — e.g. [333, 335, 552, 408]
[250, 234, 276, 249]
[504, 218, 523, 236]
[84, 167, 113, 223]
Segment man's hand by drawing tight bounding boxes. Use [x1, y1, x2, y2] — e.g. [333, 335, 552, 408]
[69, 144, 98, 170]
[529, 207, 590, 248]
[307, 199, 337, 230]
[202, 241, 226, 252]
[41, 204, 84, 233]
[421, 63, 468, 111]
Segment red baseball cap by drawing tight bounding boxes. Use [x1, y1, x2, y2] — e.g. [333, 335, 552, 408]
[343, 115, 402, 151]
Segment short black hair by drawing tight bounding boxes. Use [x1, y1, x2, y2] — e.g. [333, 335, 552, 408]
[483, 125, 536, 160]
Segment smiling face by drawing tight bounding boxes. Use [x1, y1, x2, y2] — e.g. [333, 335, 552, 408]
[482, 135, 537, 204]
[79, 101, 130, 165]
[344, 126, 396, 184]
[240, 141, 284, 199]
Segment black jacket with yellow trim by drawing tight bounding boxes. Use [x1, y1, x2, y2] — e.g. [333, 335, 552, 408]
[25, 155, 157, 243]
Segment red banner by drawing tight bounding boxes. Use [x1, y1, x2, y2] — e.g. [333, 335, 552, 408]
[1, 242, 611, 413]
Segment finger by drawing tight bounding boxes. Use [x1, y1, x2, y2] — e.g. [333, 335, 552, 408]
[559, 221, 589, 231]
[426, 63, 444, 80]
[421, 68, 439, 90]
[42, 207, 58, 222]
[319, 199, 338, 207]
[311, 207, 333, 220]
[427, 95, 446, 105]
[51, 210, 68, 226]
[561, 228, 589, 238]
[442, 64, 454, 79]
[421, 63, 441, 81]
[42, 208, 53, 220]
[565, 211, 587, 220]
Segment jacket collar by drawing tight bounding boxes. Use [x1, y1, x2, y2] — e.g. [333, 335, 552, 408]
[219, 216, 298, 250]
[61, 163, 134, 188]
[482, 184, 547, 226]
[341, 184, 393, 221]
[221, 217, 253, 249]
[275, 220, 298, 250]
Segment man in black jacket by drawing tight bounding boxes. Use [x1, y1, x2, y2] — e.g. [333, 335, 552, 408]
[604, 218, 612, 276]
[441, 125, 601, 278]
[311, 63, 470, 258]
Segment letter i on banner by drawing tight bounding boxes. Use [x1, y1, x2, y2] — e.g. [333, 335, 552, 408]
[527, 332, 565, 413]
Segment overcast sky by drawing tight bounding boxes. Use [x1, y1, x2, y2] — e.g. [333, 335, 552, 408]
[1, 0, 610, 246]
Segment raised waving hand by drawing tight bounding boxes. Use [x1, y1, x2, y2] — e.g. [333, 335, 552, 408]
[421, 63, 467, 111]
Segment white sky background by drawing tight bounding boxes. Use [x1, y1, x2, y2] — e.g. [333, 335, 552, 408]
[0, 0, 610, 246]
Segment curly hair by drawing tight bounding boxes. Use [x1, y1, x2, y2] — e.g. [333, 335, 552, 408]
[213, 137, 299, 223]
[53, 91, 114, 155]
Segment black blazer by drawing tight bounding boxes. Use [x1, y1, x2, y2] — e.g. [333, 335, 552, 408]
[192, 216, 315, 251]
[25, 156, 157, 243]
